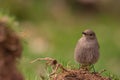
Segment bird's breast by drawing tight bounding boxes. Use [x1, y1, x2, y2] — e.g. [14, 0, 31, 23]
[75, 38, 99, 65]
[79, 38, 98, 49]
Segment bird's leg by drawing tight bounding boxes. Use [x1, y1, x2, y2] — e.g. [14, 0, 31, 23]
[79, 64, 81, 69]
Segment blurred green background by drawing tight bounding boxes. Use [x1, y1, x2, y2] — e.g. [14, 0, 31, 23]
[0, 0, 120, 80]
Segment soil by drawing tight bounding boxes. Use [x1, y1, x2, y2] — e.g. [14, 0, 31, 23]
[54, 69, 111, 80]
[31, 57, 111, 80]
[0, 22, 24, 80]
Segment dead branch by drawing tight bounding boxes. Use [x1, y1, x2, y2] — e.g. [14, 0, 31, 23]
[30, 57, 69, 77]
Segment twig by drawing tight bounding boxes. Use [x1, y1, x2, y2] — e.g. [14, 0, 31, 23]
[30, 57, 69, 77]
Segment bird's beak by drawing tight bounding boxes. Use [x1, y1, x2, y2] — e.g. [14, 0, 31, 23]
[82, 32, 86, 35]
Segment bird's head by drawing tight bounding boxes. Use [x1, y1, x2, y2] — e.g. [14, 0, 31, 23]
[82, 29, 96, 39]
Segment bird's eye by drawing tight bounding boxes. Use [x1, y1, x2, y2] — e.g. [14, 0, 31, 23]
[89, 34, 93, 36]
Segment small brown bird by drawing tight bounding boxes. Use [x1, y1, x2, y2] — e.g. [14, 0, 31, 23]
[74, 29, 99, 70]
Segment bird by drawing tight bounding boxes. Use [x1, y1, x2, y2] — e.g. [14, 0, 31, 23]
[74, 29, 99, 71]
